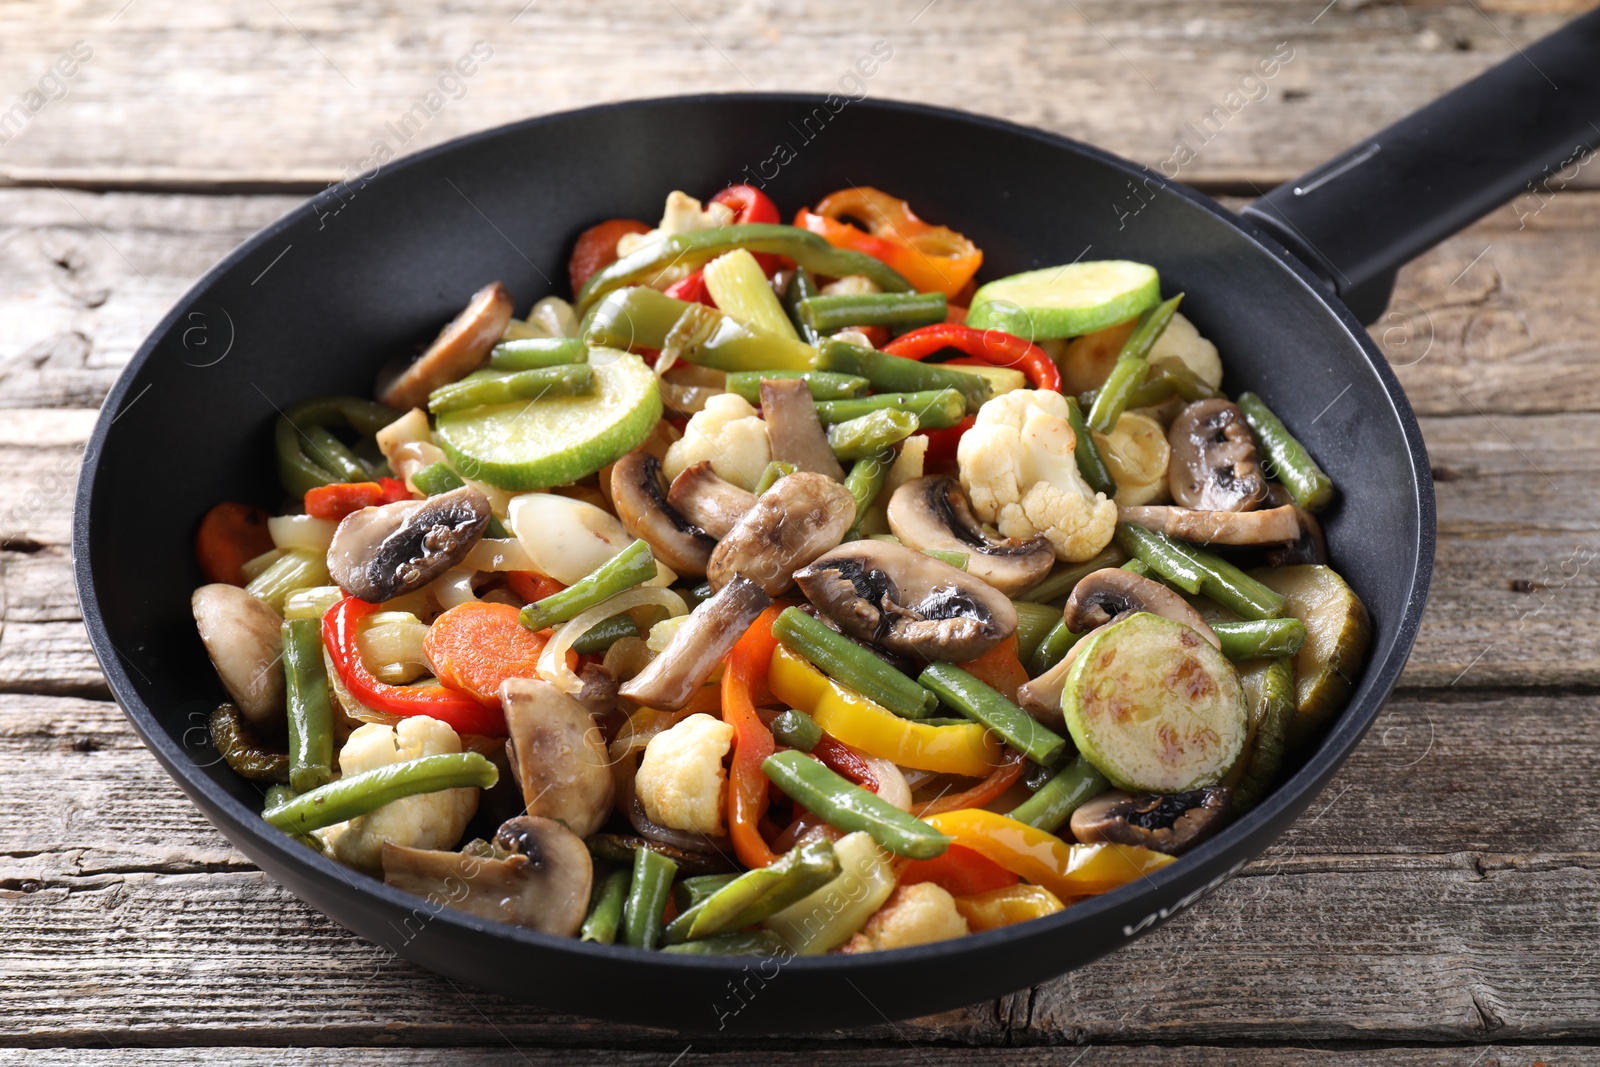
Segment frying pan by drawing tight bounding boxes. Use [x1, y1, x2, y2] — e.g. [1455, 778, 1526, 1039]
[74, 12, 1600, 1032]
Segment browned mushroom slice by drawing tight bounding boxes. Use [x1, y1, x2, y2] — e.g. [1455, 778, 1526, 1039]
[191, 584, 286, 732]
[1063, 569, 1221, 647]
[378, 281, 515, 410]
[1069, 787, 1232, 855]
[610, 450, 716, 578]
[501, 677, 614, 837]
[326, 485, 492, 602]
[760, 378, 846, 481]
[1016, 652, 1072, 730]
[886, 476, 1054, 596]
[667, 461, 756, 540]
[1117, 504, 1300, 546]
[1262, 485, 1328, 565]
[1167, 399, 1267, 512]
[706, 471, 856, 596]
[382, 815, 592, 936]
[618, 576, 772, 711]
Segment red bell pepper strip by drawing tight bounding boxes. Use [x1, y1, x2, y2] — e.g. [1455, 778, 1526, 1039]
[912, 748, 1027, 818]
[884, 323, 1062, 392]
[663, 271, 715, 307]
[918, 415, 975, 472]
[568, 218, 651, 295]
[722, 604, 785, 868]
[303, 478, 412, 521]
[899, 843, 1020, 897]
[711, 184, 780, 225]
[812, 735, 879, 792]
[323, 596, 505, 736]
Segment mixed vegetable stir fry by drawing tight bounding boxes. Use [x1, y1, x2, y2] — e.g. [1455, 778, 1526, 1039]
[190, 183, 1370, 956]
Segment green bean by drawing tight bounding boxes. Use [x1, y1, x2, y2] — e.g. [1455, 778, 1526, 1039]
[661, 931, 790, 956]
[1007, 755, 1109, 833]
[665, 839, 839, 944]
[1081, 357, 1222, 412]
[1113, 523, 1207, 594]
[410, 462, 508, 537]
[725, 369, 869, 404]
[827, 409, 918, 461]
[1026, 620, 1083, 677]
[581, 285, 691, 350]
[580, 869, 631, 945]
[1232, 657, 1296, 814]
[681, 581, 715, 611]
[783, 265, 824, 345]
[1211, 618, 1306, 660]
[519, 539, 657, 631]
[1017, 546, 1129, 604]
[1087, 294, 1183, 433]
[1116, 524, 1286, 619]
[571, 613, 641, 655]
[488, 336, 588, 371]
[245, 548, 330, 613]
[262, 752, 497, 834]
[762, 751, 951, 859]
[210, 703, 289, 783]
[771, 708, 823, 752]
[1014, 601, 1065, 663]
[798, 292, 947, 333]
[263, 784, 297, 809]
[282, 618, 334, 793]
[301, 425, 370, 482]
[274, 396, 396, 496]
[816, 339, 991, 412]
[753, 460, 797, 496]
[773, 606, 938, 719]
[1237, 392, 1335, 513]
[1122, 558, 1156, 580]
[674, 872, 741, 912]
[843, 451, 894, 539]
[917, 663, 1068, 765]
[1065, 396, 1118, 496]
[812, 388, 966, 430]
[620, 845, 678, 950]
[427, 365, 594, 415]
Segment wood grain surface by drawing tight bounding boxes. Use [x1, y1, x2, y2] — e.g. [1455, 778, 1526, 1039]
[3, 1, 1598, 1063]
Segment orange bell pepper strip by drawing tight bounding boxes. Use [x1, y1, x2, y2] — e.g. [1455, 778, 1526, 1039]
[952, 884, 1066, 932]
[504, 571, 566, 604]
[722, 604, 785, 868]
[793, 187, 982, 298]
[957, 638, 1030, 703]
[925, 809, 1176, 899]
[899, 843, 1018, 897]
[912, 748, 1026, 818]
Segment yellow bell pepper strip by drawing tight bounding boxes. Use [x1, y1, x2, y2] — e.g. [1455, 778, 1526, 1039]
[952, 884, 1066, 932]
[794, 187, 983, 298]
[768, 645, 1001, 777]
[925, 809, 1176, 899]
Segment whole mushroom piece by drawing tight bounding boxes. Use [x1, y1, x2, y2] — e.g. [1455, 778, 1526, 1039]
[1069, 787, 1232, 855]
[609, 449, 716, 578]
[326, 485, 492, 602]
[706, 471, 857, 597]
[887, 476, 1055, 597]
[191, 584, 285, 732]
[501, 677, 614, 837]
[1167, 399, 1268, 512]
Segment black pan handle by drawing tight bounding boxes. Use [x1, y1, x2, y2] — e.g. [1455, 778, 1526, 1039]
[1241, 8, 1600, 323]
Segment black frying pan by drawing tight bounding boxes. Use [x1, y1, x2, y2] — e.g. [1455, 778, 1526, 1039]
[74, 12, 1600, 1032]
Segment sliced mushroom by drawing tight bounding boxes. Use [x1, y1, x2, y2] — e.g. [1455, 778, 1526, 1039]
[1262, 485, 1328, 566]
[381, 815, 592, 936]
[618, 576, 772, 711]
[1069, 787, 1232, 855]
[378, 281, 514, 410]
[1118, 504, 1301, 546]
[706, 471, 856, 596]
[501, 677, 614, 837]
[327, 485, 491, 602]
[796, 540, 1018, 663]
[1167, 399, 1267, 512]
[572, 661, 620, 719]
[609, 450, 716, 578]
[1062, 569, 1221, 648]
[666, 461, 756, 539]
[1016, 652, 1072, 730]
[191, 584, 285, 732]
[760, 378, 846, 481]
[887, 476, 1054, 596]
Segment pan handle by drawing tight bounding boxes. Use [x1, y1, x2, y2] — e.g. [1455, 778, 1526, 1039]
[1240, 8, 1600, 323]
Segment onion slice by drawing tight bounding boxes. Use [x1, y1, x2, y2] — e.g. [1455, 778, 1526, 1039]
[538, 585, 689, 694]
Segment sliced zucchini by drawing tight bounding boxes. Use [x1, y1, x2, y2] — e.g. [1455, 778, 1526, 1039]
[1228, 656, 1296, 813]
[965, 261, 1160, 342]
[1249, 565, 1371, 747]
[434, 347, 661, 491]
[1061, 611, 1248, 793]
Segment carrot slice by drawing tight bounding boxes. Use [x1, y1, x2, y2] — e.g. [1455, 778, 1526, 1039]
[568, 218, 651, 295]
[194, 502, 276, 585]
[304, 481, 384, 521]
[422, 602, 569, 709]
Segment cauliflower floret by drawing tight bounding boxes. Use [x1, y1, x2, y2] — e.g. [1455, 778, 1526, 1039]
[662, 392, 771, 491]
[616, 191, 737, 258]
[315, 716, 478, 872]
[819, 273, 881, 297]
[958, 389, 1117, 562]
[634, 713, 734, 837]
[842, 883, 970, 954]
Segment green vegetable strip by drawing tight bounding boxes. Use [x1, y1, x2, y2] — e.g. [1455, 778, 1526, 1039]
[827, 409, 918, 461]
[262, 752, 498, 834]
[1117, 524, 1286, 619]
[812, 389, 967, 430]
[816, 339, 990, 412]
[665, 839, 839, 943]
[621, 846, 678, 950]
[282, 618, 334, 793]
[725, 369, 869, 404]
[1114, 524, 1207, 594]
[771, 708, 823, 752]
[917, 663, 1068, 766]
[1065, 396, 1118, 497]
[239, 548, 285, 584]
[301, 425, 370, 482]
[762, 751, 951, 860]
[925, 549, 968, 570]
[1013, 601, 1065, 663]
[1232, 658, 1296, 814]
[580, 869, 631, 945]
[798, 292, 948, 333]
[519, 539, 657, 631]
[843, 451, 894, 539]
[274, 396, 396, 496]
[753, 460, 797, 496]
[427, 365, 594, 414]
[1211, 618, 1307, 660]
[1017, 546, 1129, 604]
[1121, 558, 1157, 580]
[1026, 619, 1083, 677]
[245, 549, 330, 613]
[211, 703, 289, 783]
[1237, 391, 1336, 513]
[571, 613, 642, 655]
[675, 872, 742, 912]
[581, 286, 690, 350]
[1007, 755, 1109, 833]
[488, 336, 589, 371]
[783, 265, 824, 345]
[661, 931, 790, 956]
[410, 462, 508, 538]
[263, 784, 297, 809]
[773, 607, 938, 720]
[682, 581, 715, 611]
[1087, 294, 1183, 433]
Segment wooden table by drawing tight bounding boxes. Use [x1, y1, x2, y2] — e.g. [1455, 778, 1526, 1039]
[4, 1, 1598, 1062]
